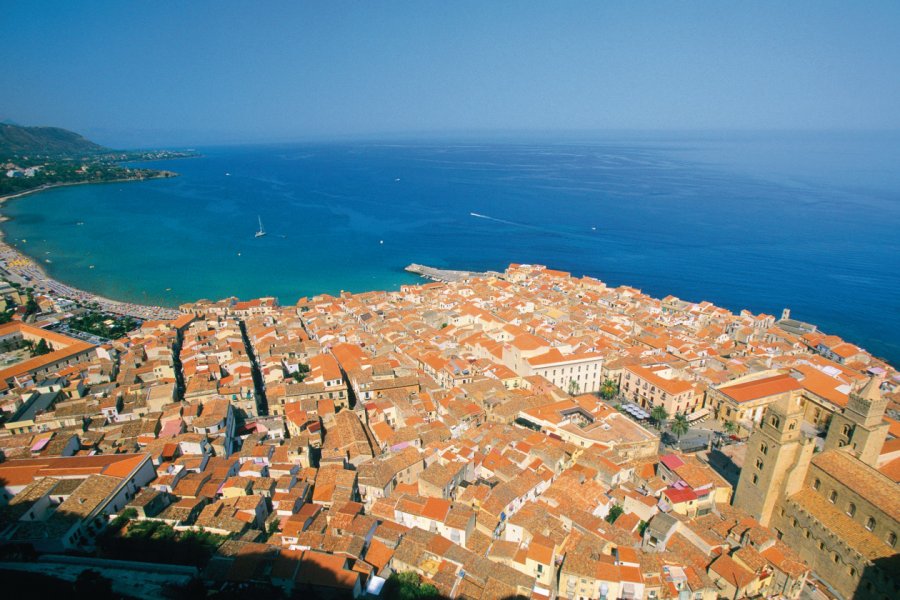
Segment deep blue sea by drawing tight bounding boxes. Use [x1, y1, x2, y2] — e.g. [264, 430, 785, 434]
[3, 133, 899, 365]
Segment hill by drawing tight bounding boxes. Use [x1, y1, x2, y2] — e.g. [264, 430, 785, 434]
[0, 123, 106, 156]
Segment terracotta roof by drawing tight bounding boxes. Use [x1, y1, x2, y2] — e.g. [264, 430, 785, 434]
[717, 373, 801, 404]
[812, 450, 900, 521]
[0, 453, 149, 486]
[879, 456, 900, 483]
[789, 488, 895, 560]
[709, 553, 756, 589]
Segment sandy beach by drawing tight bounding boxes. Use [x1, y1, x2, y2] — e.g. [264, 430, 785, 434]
[0, 182, 183, 321]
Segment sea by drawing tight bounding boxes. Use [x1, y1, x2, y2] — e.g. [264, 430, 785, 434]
[2, 132, 899, 365]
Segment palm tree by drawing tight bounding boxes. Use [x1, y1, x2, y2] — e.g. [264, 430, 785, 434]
[650, 405, 669, 429]
[600, 378, 619, 401]
[671, 413, 690, 440]
[568, 379, 580, 396]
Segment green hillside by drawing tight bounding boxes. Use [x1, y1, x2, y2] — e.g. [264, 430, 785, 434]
[0, 123, 106, 157]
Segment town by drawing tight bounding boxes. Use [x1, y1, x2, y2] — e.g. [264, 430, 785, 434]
[0, 263, 896, 599]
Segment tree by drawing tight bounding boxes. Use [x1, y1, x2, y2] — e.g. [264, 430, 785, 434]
[722, 420, 737, 435]
[600, 378, 619, 401]
[650, 405, 669, 429]
[384, 571, 440, 600]
[606, 503, 624, 524]
[33, 338, 52, 356]
[568, 379, 580, 396]
[292, 362, 310, 382]
[671, 413, 690, 440]
[267, 518, 280, 538]
[24, 293, 39, 316]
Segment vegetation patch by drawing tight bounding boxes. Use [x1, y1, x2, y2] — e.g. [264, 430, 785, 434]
[97, 514, 227, 568]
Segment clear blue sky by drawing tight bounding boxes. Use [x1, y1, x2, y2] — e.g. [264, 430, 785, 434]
[3, 1, 899, 146]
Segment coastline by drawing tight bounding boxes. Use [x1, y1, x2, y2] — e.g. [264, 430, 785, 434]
[0, 172, 175, 206]
[0, 176, 183, 320]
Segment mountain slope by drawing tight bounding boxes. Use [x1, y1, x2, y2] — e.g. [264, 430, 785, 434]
[0, 123, 107, 156]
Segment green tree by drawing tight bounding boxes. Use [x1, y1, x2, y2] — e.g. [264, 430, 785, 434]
[650, 405, 669, 429]
[33, 338, 52, 356]
[600, 378, 619, 400]
[384, 571, 440, 600]
[24, 293, 39, 316]
[605, 503, 624, 524]
[722, 420, 737, 435]
[267, 518, 280, 538]
[568, 379, 580, 395]
[671, 413, 690, 440]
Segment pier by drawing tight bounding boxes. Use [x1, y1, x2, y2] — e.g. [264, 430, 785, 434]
[405, 263, 496, 283]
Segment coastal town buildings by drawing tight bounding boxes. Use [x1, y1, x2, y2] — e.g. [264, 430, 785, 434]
[0, 263, 897, 599]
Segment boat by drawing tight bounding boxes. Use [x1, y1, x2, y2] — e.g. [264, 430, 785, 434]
[255, 216, 266, 238]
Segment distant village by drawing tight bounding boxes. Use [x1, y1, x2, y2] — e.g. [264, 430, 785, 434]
[0, 263, 896, 599]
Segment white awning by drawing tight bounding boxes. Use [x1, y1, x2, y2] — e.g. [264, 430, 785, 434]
[687, 407, 709, 421]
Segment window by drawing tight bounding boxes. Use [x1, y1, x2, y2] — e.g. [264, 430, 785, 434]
[887, 532, 897, 548]
[756, 458, 764, 470]
[849, 566, 857, 578]
[832, 552, 840, 564]
[760, 442, 768, 455]
[770, 416, 780, 428]
[829, 490, 837, 504]
[818, 540, 826, 551]
[847, 503, 856, 517]
[842, 424, 852, 436]
[813, 479, 821, 491]
[866, 517, 876, 531]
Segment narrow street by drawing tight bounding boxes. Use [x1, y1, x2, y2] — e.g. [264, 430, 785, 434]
[239, 319, 268, 416]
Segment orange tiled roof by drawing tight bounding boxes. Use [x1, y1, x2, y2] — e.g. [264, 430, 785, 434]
[718, 373, 801, 403]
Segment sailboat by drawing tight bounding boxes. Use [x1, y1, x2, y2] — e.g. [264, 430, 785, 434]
[255, 215, 266, 238]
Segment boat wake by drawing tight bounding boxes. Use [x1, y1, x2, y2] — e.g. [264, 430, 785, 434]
[470, 211, 607, 243]
[469, 212, 526, 227]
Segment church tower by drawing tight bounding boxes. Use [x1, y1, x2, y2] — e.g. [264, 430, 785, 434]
[823, 376, 888, 467]
[733, 391, 815, 527]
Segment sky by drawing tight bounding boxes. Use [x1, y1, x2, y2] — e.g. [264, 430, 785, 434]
[3, 1, 900, 147]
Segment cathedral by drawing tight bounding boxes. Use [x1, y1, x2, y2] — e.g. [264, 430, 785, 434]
[734, 377, 898, 599]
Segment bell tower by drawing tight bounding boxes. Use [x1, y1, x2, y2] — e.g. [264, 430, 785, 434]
[824, 376, 888, 467]
[733, 391, 815, 527]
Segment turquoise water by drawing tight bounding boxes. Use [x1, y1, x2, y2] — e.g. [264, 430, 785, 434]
[3, 133, 899, 365]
